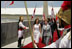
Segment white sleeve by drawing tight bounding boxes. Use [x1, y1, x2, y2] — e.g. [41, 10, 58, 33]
[59, 32, 71, 48]
[19, 22, 28, 29]
[50, 26, 52, 38]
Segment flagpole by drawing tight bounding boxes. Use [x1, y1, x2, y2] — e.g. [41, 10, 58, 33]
[24, 1, 36, 48]
[43, 1, 48, 19]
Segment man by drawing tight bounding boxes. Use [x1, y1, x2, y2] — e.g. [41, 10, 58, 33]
[40, 18, 45, 43]
[49, 18, 55, 43]
[40, 18, 45, 29]
[53, 19, 60, 39]
[18, 16, 29, 48]
[43, 1, 71, 48]
[57, 1, 71, 48]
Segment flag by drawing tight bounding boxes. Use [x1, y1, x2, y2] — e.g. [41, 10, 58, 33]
[56, 16, 58, 21]
[42, 13, 45, 20]
[9, 1, 14, 5]
[51, 7, 54, 21]
[31, 8, 36, 19]
[31, 4, 36, 19]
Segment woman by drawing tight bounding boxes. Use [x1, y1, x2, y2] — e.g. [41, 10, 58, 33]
[42, 19, 51, 46]
[18, 16, 29, 48]
[33, 18, 41, 47]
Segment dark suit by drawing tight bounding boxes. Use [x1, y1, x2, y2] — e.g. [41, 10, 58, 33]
[54, 22, 60, 39]
[49, 21, 55, 42]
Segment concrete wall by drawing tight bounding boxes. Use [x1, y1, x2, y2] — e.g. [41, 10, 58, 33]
[1, 21, 36, 47]
[1, 22, 18, 47]
[1, 14, 43, 21]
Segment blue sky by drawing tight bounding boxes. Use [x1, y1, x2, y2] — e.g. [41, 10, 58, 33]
[1, 1, 63, 8]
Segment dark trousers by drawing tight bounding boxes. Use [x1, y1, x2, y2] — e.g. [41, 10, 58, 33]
[57, 29, 60, 38]
[51, 29, 54, 43]
[51, 29, 60, 43]
[18, 36, 23, 47]
[42, 36, 50, 46]
[42, 36, 45, 44]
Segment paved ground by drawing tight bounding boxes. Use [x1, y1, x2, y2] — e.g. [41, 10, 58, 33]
[1, 37, 32, 48]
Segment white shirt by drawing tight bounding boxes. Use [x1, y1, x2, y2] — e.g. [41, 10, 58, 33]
[19, 22, 26, 29]
[34, 24, 40, 34]
[18, 21, 29, 38]
[43, 24, 50, 30]
[19, 21, 29, 30]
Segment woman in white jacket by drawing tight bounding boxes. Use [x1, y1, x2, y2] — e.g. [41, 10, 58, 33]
[33, 18, 41, 47]
[18, 16, 29, 48]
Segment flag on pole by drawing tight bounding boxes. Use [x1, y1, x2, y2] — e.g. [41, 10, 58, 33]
[9, 1, 14, 5]
[31, 8, 36, 19]
[56, 16, 58, 21]
[51, 7, 54, 21]
[31, 4, 36, 19]
[4, 1, 14, 8]
[42, 13, 45, 20]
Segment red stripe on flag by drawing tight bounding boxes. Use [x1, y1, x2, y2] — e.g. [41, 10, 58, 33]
[31, 16, 33, 19]
[9, 1, 14, 5]
[56, 16, 58, 21]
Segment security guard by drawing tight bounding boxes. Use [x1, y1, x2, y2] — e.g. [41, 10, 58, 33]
[18, 16, 29, 48]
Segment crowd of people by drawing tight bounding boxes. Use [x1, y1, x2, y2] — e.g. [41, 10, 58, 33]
[17, 16, 62, 48]
[17, 1, 71, 48]
[33, 18, 56, 47]
[32, 17, 61, 47]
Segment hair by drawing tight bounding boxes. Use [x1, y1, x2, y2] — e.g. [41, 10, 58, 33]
[47, 18, 50, 22]
[19, 16, 23, 22]
[54, 19, 56, 23]
[44, 19, 48, 22]
[33, 18, 39, 25]
[44, 19, 48, 24]
[50, 18, 53, 22]
[18, 16, 23, 30]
